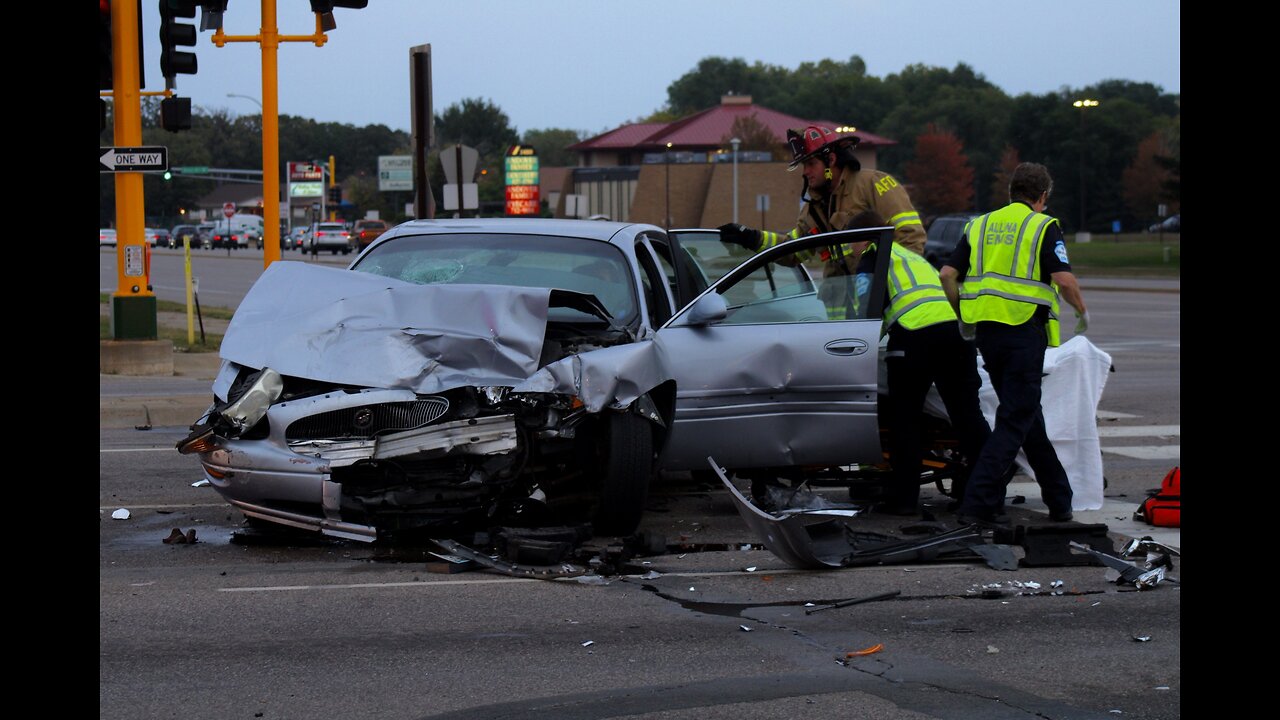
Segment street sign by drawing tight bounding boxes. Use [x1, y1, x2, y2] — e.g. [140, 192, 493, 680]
[442, 183, 479, 211]
[99, 146, 169, 173]
[440, 145, 479, 185]
[378, 155, 413, 191]
[223, 202, 236, 218]
[177, 166, 209, 174]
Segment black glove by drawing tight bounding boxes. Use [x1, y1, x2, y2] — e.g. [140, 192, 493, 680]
[718, 223, 761, 251]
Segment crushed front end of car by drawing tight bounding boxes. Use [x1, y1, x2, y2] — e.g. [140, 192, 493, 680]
[178, 262, 671, 542]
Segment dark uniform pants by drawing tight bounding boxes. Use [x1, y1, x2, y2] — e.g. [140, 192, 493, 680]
[959, 321, 1073, 517]
[885, 322, 991, 508]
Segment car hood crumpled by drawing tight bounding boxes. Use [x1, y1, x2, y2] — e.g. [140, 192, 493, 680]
[215, 261, 669, 411]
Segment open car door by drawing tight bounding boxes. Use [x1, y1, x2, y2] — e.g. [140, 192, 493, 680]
[654, 227, 893, 471]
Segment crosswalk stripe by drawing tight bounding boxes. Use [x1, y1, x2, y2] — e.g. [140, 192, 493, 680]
[1101, 446, 1180, 460]
[1096, 410, 1139, 419]
[1096, 425, 1179, 438]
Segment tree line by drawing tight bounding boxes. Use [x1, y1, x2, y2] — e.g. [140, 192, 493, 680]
[100, 55, 1179, 233]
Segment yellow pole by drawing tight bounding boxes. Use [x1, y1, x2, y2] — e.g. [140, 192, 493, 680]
[328, 154, 336, 221]
[184, 237, 194, 345]
[108, 0, 157, 340]
[112, 0, 149, 300]
[261, 0, 281, 268]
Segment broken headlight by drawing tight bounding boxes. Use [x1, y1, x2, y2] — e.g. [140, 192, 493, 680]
[221, 368, 284, 432]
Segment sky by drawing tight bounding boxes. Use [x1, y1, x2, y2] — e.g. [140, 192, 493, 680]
[136, 0, 1181, 138]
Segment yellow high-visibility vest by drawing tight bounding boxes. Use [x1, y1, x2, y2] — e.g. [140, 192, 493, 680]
[958, 203, 1062, 346]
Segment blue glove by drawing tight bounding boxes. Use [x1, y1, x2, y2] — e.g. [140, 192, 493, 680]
[1075, 310, 1090, 334]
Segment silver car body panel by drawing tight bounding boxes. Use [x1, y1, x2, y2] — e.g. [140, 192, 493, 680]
[654, 228, 888, 470]
[220, 261, 552, 393]
[711, 460, 851, 569]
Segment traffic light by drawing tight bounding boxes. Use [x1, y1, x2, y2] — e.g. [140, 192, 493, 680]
[310, 1, 368, 31]
[99, 0, 112, 90]
[328, 185, 343, 204]
[159, 0, 198, 79]
[161, 96, 192, 132]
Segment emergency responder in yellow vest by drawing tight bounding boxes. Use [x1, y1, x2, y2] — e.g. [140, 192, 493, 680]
[719, 125, 926, 320]
[939, 162, 1088, 526]
[843, 211, 991, 515]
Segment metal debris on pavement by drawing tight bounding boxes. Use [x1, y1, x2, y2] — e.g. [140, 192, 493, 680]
[111, 508, 130, 520]
[1069, 541, 1171, 590]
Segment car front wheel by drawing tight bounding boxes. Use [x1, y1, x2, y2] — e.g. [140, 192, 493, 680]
[590, 411, 653, 536]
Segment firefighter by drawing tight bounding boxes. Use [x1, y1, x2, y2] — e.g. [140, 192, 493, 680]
[719, 125, 926, 319]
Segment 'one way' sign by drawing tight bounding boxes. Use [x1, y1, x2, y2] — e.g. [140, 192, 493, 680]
[100, 146, 168, 173]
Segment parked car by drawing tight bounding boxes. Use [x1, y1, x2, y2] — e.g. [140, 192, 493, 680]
[144, 228, 171, 248]
[286, 226, 310, 251]
[177, 219, 894, 541]
[210, 229, 249, 249]
[171, 224, 201, 249]
[352, 219, 390, 250]
[923, 213, 978, 269]
[196, 222, 219, 248]
[1147, 214, 1180, 233]
[100, 228, 117, 247]
[307, 221, 355, 254]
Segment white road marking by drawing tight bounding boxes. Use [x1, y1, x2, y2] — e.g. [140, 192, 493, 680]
[1101, 446, 1181, 460]
[1096, 410, 1139, 419]
[1096, 425, 1179, 438]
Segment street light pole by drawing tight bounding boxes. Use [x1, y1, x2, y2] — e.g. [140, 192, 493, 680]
[664, 142, 673, 231]
[227, 92, 263, 110]
[730, 137, 741, 224]
[1072, 98, 1099, 234]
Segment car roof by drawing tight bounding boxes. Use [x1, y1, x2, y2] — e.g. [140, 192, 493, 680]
[382, 217, 663, 247]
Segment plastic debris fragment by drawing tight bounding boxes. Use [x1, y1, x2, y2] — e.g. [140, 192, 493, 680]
[581, 641, 594, 647]
[845, 643, 883, 657]
[1132, 634, 1152, 642]
[638, 571, 661, 580]
[1052, 580, 1064, 588]
[111, 508, 130, 520]
[739, 625, 752, 632]
[744, 566, 757, 572]
[986, 645, 1000, 653]
[191, 479, 211, 488]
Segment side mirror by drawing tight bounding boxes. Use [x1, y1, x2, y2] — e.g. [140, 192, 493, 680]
[686, 292, 728, 326]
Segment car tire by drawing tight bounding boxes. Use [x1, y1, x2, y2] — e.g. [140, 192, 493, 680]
[591, 411, 653, 536]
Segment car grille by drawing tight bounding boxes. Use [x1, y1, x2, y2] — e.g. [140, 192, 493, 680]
[286, 398, 450, 440]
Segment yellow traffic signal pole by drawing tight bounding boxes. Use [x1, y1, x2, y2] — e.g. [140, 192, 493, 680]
[328, 155, 337, 221]
[110, 0, 156, 339]
[213, 1, 329, 270]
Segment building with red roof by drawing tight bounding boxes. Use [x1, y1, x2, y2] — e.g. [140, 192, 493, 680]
[552, 95, 898, 228]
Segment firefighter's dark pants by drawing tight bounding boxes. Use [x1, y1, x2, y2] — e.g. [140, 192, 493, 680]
[885, 321, 991, 509]
[958, 321, 1073, 518]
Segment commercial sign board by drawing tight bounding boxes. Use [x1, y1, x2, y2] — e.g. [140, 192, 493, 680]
[379, 155, 413, 191]
[289, 161, 324, 182]
[504, 145, 540, 216]
[290, 182, 323, 197]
